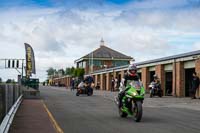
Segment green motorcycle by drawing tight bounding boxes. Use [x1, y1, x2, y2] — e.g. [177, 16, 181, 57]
[115, 80, 145, 122]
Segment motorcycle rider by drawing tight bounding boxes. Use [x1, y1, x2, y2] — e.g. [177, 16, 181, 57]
[83, 75, 94, 94]
[150, 74, 161, 94]
[118, 64, 140, 107]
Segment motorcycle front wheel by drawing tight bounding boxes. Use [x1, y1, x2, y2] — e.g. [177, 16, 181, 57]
[133, 101, 143, 122]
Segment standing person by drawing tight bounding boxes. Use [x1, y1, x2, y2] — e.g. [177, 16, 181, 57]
[114, 77, 118, 91]
[70, 78, 75, 91]
[111, 77, 115, 92]
[191, 72, 199, 99]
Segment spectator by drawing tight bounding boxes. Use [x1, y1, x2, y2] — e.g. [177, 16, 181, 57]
[191, 72, 199, 99]
[111, 77, 115, 92]
[70, 78, 75, 91]
[114, 77, 118, 91]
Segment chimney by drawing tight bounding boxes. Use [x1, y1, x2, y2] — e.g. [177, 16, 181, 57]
[100, 38, 105, 47]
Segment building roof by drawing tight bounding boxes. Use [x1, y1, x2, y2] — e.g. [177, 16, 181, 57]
[75, 45, 133, 63]
[89, 49, 200, 75]
[136, 49, 200, 66]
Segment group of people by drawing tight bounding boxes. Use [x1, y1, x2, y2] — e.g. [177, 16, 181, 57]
[70, 63, 200, 100]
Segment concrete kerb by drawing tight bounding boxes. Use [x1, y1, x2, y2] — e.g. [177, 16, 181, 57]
[0, 95, 23, 133]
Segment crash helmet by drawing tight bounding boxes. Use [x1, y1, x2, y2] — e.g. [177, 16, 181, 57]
[128, 64, 137, 76]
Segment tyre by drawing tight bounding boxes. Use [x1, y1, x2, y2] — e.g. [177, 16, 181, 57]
[91, 89, 93, 95]
[133, 101, 143, 122]
[119, 107, 128, 118]
[76, 92, 79, 96]
[87, 92, 91, 96]
[150, 90, 153, 98]
[158, 90, 163, 97]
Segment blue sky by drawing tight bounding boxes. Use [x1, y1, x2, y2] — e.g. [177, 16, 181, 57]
[0, 0, 133, 7]
[0, 0, 200, 81]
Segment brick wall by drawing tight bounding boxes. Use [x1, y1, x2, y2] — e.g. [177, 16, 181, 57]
[142, 67, 150, 91]
[195, 59, 200, 97]
[172, 63, 176, 96]
[100, 74, 103, 90]
[104, 60, 112, 67]
[155, 64, 165, 95]
[85, 66, 89, 74]
[95, 75, 98, 86]
[175, 62, 184, 97]
[106, 73, 111, 91]
[121, 70, 125, 78]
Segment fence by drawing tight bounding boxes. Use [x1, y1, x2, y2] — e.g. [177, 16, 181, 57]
[0, 84, 22, 124]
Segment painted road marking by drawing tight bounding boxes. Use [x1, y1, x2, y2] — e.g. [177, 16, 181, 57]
[42, 100, 64, 133]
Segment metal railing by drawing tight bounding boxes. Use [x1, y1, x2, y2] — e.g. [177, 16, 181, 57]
[0, 84, 22, 124]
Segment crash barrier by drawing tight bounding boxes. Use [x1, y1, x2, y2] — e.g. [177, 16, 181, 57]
[0, 95, 22, 133]
[0, 84, 22, 128]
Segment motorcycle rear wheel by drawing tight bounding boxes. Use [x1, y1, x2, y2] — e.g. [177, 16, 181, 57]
[150, 90, 153, 98]
[76, 92, 79, 96]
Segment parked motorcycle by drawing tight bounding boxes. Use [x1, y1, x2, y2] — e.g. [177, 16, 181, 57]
[149, 82, 163, 98]
[115, 81, 145, 122]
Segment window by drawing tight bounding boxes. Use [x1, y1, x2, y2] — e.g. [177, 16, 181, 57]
[78, 62, 83, 68]
[93, 60, 102, 66]
[113, 60, 129, 66]
[83, 61, 86, 68]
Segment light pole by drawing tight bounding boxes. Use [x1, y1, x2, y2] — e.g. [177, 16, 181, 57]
[89, 51, 94, 75]
[91, 52, 93, 74]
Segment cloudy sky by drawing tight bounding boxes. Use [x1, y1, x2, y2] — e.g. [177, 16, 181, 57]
[0, 0, 200, 81]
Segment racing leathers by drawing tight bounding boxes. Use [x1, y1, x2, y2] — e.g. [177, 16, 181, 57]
[118, 73, 140, 107]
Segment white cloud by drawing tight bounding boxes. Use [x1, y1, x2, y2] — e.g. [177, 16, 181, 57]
[1, 1, 200, 81]
[193, 42, 200, 50]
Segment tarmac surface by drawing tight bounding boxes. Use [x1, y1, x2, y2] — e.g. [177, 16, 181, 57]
[9, 99, 57, 133]
[39, 86, 200, 133]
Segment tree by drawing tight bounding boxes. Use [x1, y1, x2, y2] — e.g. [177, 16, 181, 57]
[65, 68, 71, 75]
[77, 68, 85, 78]
[46, 67, 56, 76]
[73, 69, 77, 77]
[6, 79, 15, 83]
[70, 67, 75, 76]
